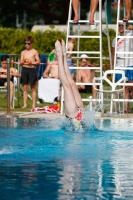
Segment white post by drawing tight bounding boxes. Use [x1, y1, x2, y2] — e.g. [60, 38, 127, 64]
[7, 58, 10, 113]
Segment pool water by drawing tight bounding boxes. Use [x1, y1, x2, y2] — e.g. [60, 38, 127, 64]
[0, 118, 133, 200]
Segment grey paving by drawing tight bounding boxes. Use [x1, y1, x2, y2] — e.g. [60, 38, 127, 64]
[0, 111, 133, 119]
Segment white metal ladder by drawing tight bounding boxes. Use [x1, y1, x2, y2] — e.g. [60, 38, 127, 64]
[60, 0, 112, 115]
[113, 0, 133, 113]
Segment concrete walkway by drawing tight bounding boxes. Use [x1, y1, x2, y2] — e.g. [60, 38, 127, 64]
[0, 111, 133, 119]
[0, 111, 65, 119]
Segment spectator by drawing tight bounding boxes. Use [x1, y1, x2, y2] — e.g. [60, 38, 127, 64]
[111, 22, 133, 112]
[43, 57, 58, 79]
[0, 55, 21, 109]
[20, 36, 40, 109]
[78, 54, 96, 98]
[38, 55, 61, 103]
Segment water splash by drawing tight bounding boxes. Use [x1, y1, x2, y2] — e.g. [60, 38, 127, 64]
[61, 97, 97, 132]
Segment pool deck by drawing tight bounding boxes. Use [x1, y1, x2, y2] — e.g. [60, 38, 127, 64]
[0, 111, 133, 119]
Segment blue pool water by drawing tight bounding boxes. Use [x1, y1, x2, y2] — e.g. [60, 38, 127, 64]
[0, 117, 133, 200]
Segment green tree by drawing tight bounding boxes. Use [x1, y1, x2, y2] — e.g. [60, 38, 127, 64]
[0, 0, 110, 28]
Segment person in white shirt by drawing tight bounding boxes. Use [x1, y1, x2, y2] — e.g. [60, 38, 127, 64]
[111, 22, 133, 112]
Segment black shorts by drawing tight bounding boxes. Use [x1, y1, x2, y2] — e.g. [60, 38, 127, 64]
[0, 78, 7, 86]
[21, 67, 37, 86]
[79, 85, 92, 93]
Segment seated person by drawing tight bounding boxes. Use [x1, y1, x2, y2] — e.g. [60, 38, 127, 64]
[43, 56, 58, 79]
[78, 54, 96, 98]
[38, 56, 60, 103]
[0, 55, 21, 109]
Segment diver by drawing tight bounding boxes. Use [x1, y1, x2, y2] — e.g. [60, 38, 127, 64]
[55, 40, 84, 125]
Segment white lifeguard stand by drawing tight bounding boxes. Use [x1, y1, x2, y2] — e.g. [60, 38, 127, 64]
[112, 0, 133, 114]
[60, 0, 112, 115]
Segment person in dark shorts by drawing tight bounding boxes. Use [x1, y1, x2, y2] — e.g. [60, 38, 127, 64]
[0, 55, 21, 109]
[21, 67, 37, 86]
[79, 85, 92, 93]
[20, 36, 40, 109]
[0, 78, 7, 86]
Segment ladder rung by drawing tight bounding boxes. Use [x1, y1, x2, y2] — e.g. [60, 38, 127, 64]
[80, 30, 100, 33]
[118, 56, 133, 59]
[117, 36, 133, 38]
[68, 35, 100, 39]
[82, 98, 99, 102]
[69, 20, 100, 23]
[67, 51, 101, 54]
[71, 57, 109, 60]
[113, 99, 133, 102]
[116, 83, 133, 86]
[76, 83, 97, 85]
[71, 56, 109, 60]
[115, 67, 133, 69]
[69, 67, 101, 70]
[118, 20, 133, 23]
[61, 98, 98, 102]
[72, 57, 100, 59]
[116, 52, 133, 54]
[82, 99, 91, 102]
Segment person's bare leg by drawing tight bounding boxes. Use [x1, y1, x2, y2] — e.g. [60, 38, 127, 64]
[92, 86, 97, 106]
[55, 40, 79, 118]
[31, 84, 36, 109]
[124, 86, 130, 112]
[22, 84, 28, 108]
[92, 85, 97, 98]
[61, 39, 84, 109]
[129, 83, 133, 98]
[123, 0, 132, 21]
[89, 0, 99, 24]
[72, 0, 79, 23]
[4, 81, 14, 109]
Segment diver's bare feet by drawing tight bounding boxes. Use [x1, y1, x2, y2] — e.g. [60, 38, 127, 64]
[55, 40, 62, 56]
[61, 39, 67, 55]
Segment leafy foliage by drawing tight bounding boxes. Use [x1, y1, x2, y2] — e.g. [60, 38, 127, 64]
[0, 27, 116, 61]
[0, 0, 70, 28]
[0, 27, 66, 56]
[0, 0, 114, 28]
